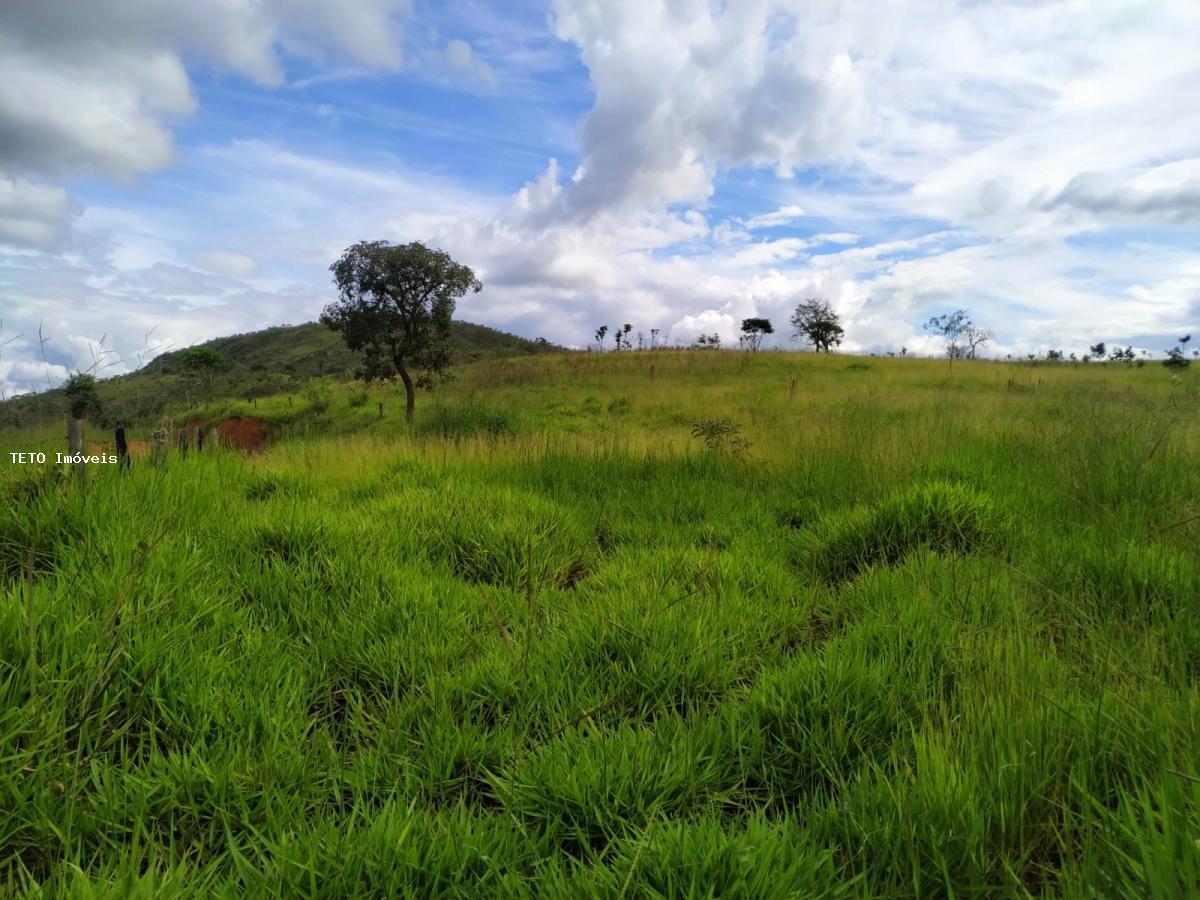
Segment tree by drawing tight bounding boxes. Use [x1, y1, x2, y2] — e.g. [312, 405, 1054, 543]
[924, 309, 989, 359]
[740, 317, 774, 352]
[613, 323, 633, 351]
[965, 324, 994, 358]
[322, 240, 481, 420]
[693, 333, 721, 349]
[1089, 342, 1106, 361]
[790, 299, 843, 353]
[1164, 344, 1191, 370]
[179, 346, 227, 393]
[595, 325, 608, 351]
[63, 372, 101, 419]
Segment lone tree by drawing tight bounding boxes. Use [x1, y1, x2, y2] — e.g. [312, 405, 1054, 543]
[178, 346, 227, 393]
[594, 325, 608, 351]
[790, 299, 843, 352]
[740, 317, 774, 352]
[1089, 341, 1106, 360]
[322, 241, 481, 420]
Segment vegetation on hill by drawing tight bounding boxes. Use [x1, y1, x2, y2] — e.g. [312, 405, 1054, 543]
[2, 350, 1199, 894]
[0, 321, 557, 430]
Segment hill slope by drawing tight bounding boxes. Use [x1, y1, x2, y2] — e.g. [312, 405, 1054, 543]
[0, 320, 558, 429]
[2, 351, 1198, 893]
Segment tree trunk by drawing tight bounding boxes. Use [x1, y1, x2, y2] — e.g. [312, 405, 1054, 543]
[396, 362, 415, 421]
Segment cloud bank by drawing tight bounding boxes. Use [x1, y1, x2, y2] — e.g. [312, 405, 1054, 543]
[2, 0, 1199, 398]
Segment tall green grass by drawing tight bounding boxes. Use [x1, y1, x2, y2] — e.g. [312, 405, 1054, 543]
[1, 351, 1199, 896]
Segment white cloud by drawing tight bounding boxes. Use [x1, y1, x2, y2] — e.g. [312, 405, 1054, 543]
[439, 38, 496, 89]
[0, 175, 75, 249]
[744, 205, 808, 230]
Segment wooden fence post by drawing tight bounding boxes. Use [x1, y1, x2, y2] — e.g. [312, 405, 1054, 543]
[67, 418, 85, 481]
[115, 422, 130, 472]
[151, 425, 168, 465]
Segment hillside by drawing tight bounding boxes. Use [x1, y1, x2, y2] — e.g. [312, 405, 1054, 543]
[2, 351, 1198, 894]
[0, 320, 559, 429]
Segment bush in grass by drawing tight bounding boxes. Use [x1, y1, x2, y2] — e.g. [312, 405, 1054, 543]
[798, 480, 1004, 582]
[418, 399, 518, 439]
[691, 418, 751, 459]
[303, 379, 333, 415]
[347, 388, 370, 408]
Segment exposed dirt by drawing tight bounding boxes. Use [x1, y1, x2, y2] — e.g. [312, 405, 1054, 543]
[217, 417, 266, 453]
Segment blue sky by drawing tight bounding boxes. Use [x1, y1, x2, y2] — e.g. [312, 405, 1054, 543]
[2, 0, 1199, 396]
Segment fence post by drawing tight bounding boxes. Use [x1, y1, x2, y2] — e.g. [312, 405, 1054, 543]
[194, 426, 204, 452]
[115, 422, 130, 472]
[379, 402, 384, 419]
[67, 418, 85, 481]
[151, 425, 168, 466]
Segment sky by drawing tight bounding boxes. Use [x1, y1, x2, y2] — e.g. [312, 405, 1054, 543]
[2, 0, 1199, 398]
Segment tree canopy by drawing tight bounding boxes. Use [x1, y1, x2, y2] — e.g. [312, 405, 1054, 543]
[740, 317, 774, 352]
[63, 372, 100, 419]
[789, 300, 843, 353]
[178, 346, 227, 372]
[321, 241, 481, 419]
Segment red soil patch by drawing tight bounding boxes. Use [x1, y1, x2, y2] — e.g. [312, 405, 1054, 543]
[217, 417, 266, 453]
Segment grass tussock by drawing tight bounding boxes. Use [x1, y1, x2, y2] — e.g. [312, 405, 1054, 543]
[797, 479, 1006, 582]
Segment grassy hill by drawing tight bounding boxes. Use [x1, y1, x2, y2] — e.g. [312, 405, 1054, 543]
[2, 351, 1200, 894]
[0, 320, 558, 430]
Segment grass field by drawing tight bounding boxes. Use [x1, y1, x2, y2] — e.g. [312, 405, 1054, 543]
[3, 350, 1200, 896]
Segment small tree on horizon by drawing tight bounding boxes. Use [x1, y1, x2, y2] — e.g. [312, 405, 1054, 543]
[594, 325, 608, 351]
[740, 317, 774, 352]
[924, 309, 991, 360]
[322, 240, 481, 420]
[613, 323, 633, 350]
[790, 299, 843, 353]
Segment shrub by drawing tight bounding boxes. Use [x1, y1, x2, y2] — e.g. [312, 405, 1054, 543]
[691, 418, 751, 458]
[303, 380, 333, 415]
